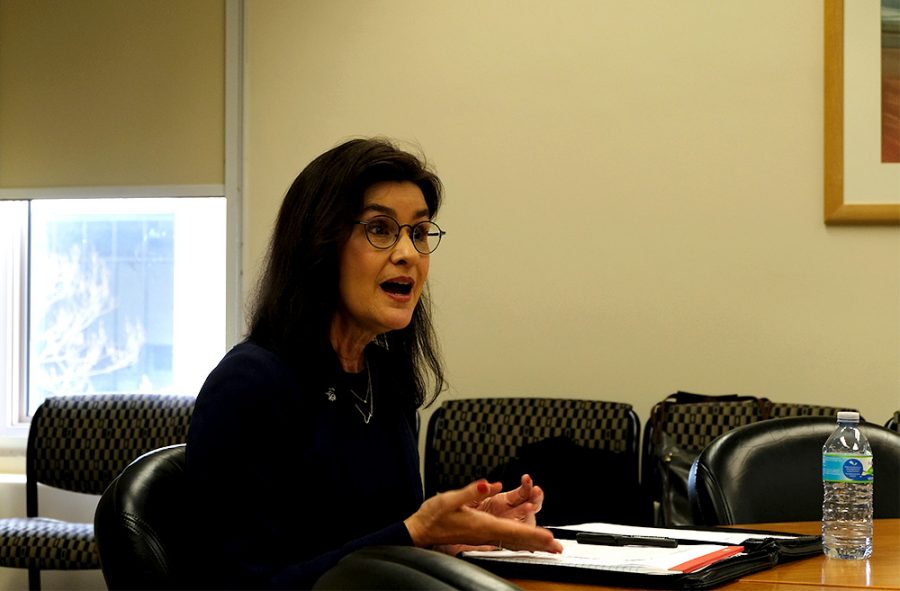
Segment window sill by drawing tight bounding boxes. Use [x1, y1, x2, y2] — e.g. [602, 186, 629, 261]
[0, 458, 25, 474]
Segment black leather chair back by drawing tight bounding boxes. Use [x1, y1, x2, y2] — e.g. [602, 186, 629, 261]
[94, 444, 189, 590]
[313, 546, 523, 590]
[688, 416, 900, 526]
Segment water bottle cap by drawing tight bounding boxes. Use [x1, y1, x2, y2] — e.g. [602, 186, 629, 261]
[837, 411, 859, 422]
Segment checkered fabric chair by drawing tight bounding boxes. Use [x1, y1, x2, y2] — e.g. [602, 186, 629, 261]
[423, 397, 645, 525]
[0, 394, 195, 590]
[768, 402, 857, 419]
[641, 393, 856, 526]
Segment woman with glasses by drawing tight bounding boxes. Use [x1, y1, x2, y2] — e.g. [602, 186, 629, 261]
[185, 138, 561, 589]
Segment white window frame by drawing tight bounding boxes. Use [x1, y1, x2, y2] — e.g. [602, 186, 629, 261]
[0, 0, 244, 454]
[0, 185, 237, 438]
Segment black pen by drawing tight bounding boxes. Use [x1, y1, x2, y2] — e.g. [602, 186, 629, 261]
[575, 532, 679, 548]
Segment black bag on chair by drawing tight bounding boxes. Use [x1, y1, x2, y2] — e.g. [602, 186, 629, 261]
[487, 436, 652, 526]
[641, 392, 771, 526]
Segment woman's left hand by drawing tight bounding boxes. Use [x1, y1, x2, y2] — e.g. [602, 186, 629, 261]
[475, 474, 543, 526]
[434, 474, 545, 556]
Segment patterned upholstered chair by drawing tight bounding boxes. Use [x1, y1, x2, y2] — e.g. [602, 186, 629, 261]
[641, 395, 854, 526]
[768, 402, 859, 419]
[641, 395, 767, 526]
[423, 397, 649, 526]
[0, 394, 195, 590]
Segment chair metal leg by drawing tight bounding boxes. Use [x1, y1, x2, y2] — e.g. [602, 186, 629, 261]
[28, 567, 41, 591]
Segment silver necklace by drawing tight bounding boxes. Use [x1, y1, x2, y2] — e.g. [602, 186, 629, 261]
[348, 365, 373, 424]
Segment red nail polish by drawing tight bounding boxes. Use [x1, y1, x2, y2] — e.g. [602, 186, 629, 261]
[477, 482, 488, 494]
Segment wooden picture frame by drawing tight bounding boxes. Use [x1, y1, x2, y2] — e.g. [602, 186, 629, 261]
[824, 0, 900, 225]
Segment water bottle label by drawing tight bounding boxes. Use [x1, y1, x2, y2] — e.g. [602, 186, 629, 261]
[822, 453, 873, 483]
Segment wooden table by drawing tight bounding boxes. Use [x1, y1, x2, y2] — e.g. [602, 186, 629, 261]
[511, 519, 900, 590]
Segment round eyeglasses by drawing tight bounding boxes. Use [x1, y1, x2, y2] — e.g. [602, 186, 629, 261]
[354, 215, 446, 254]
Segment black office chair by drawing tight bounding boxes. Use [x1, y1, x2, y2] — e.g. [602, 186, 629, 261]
[96, 446, 520, 591]
[94, 444, 190, 590]
[0, 394, 194, 590]
[313, 546, 523, 590]
[424, 397, 649, 525]
[887, 411, 899, 432]
[641, 393, 855, 527]
[688, 416, 900, 526]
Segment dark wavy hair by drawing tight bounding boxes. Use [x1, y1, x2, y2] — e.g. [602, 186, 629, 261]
[247, 138, 445, 408]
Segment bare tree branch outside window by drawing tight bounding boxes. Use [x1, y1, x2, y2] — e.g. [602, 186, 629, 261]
[30, 244, 145, 397]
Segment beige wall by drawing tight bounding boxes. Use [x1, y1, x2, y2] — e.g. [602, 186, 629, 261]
[244, 0, 900, 431]
[3, 0, 894, 437]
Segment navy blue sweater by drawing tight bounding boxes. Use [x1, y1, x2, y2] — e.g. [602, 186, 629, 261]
[185, 341, 423, 589]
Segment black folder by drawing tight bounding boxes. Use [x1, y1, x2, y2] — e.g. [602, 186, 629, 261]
[461, 524, 822, 589]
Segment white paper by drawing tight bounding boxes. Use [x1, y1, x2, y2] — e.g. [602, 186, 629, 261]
[463, 522, 806, 576]
[464, 539, 740, 575]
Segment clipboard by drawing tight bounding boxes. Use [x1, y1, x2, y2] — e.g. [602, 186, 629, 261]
[461, 523, 822, 589]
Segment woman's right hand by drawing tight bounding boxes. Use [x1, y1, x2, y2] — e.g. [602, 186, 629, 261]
[403, 480, 563, 553]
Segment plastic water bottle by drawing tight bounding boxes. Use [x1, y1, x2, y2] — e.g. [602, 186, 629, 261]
[821, 411, 873, 559]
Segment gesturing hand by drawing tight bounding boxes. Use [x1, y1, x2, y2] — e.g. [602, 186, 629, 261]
[474, 474, 543, 526]
[404, 479, 561, 554]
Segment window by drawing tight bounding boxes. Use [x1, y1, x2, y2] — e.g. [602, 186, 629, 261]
[0, 194, 226, 431]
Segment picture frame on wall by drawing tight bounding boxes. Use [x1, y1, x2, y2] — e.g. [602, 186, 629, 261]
[824, 0, 900, 225]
